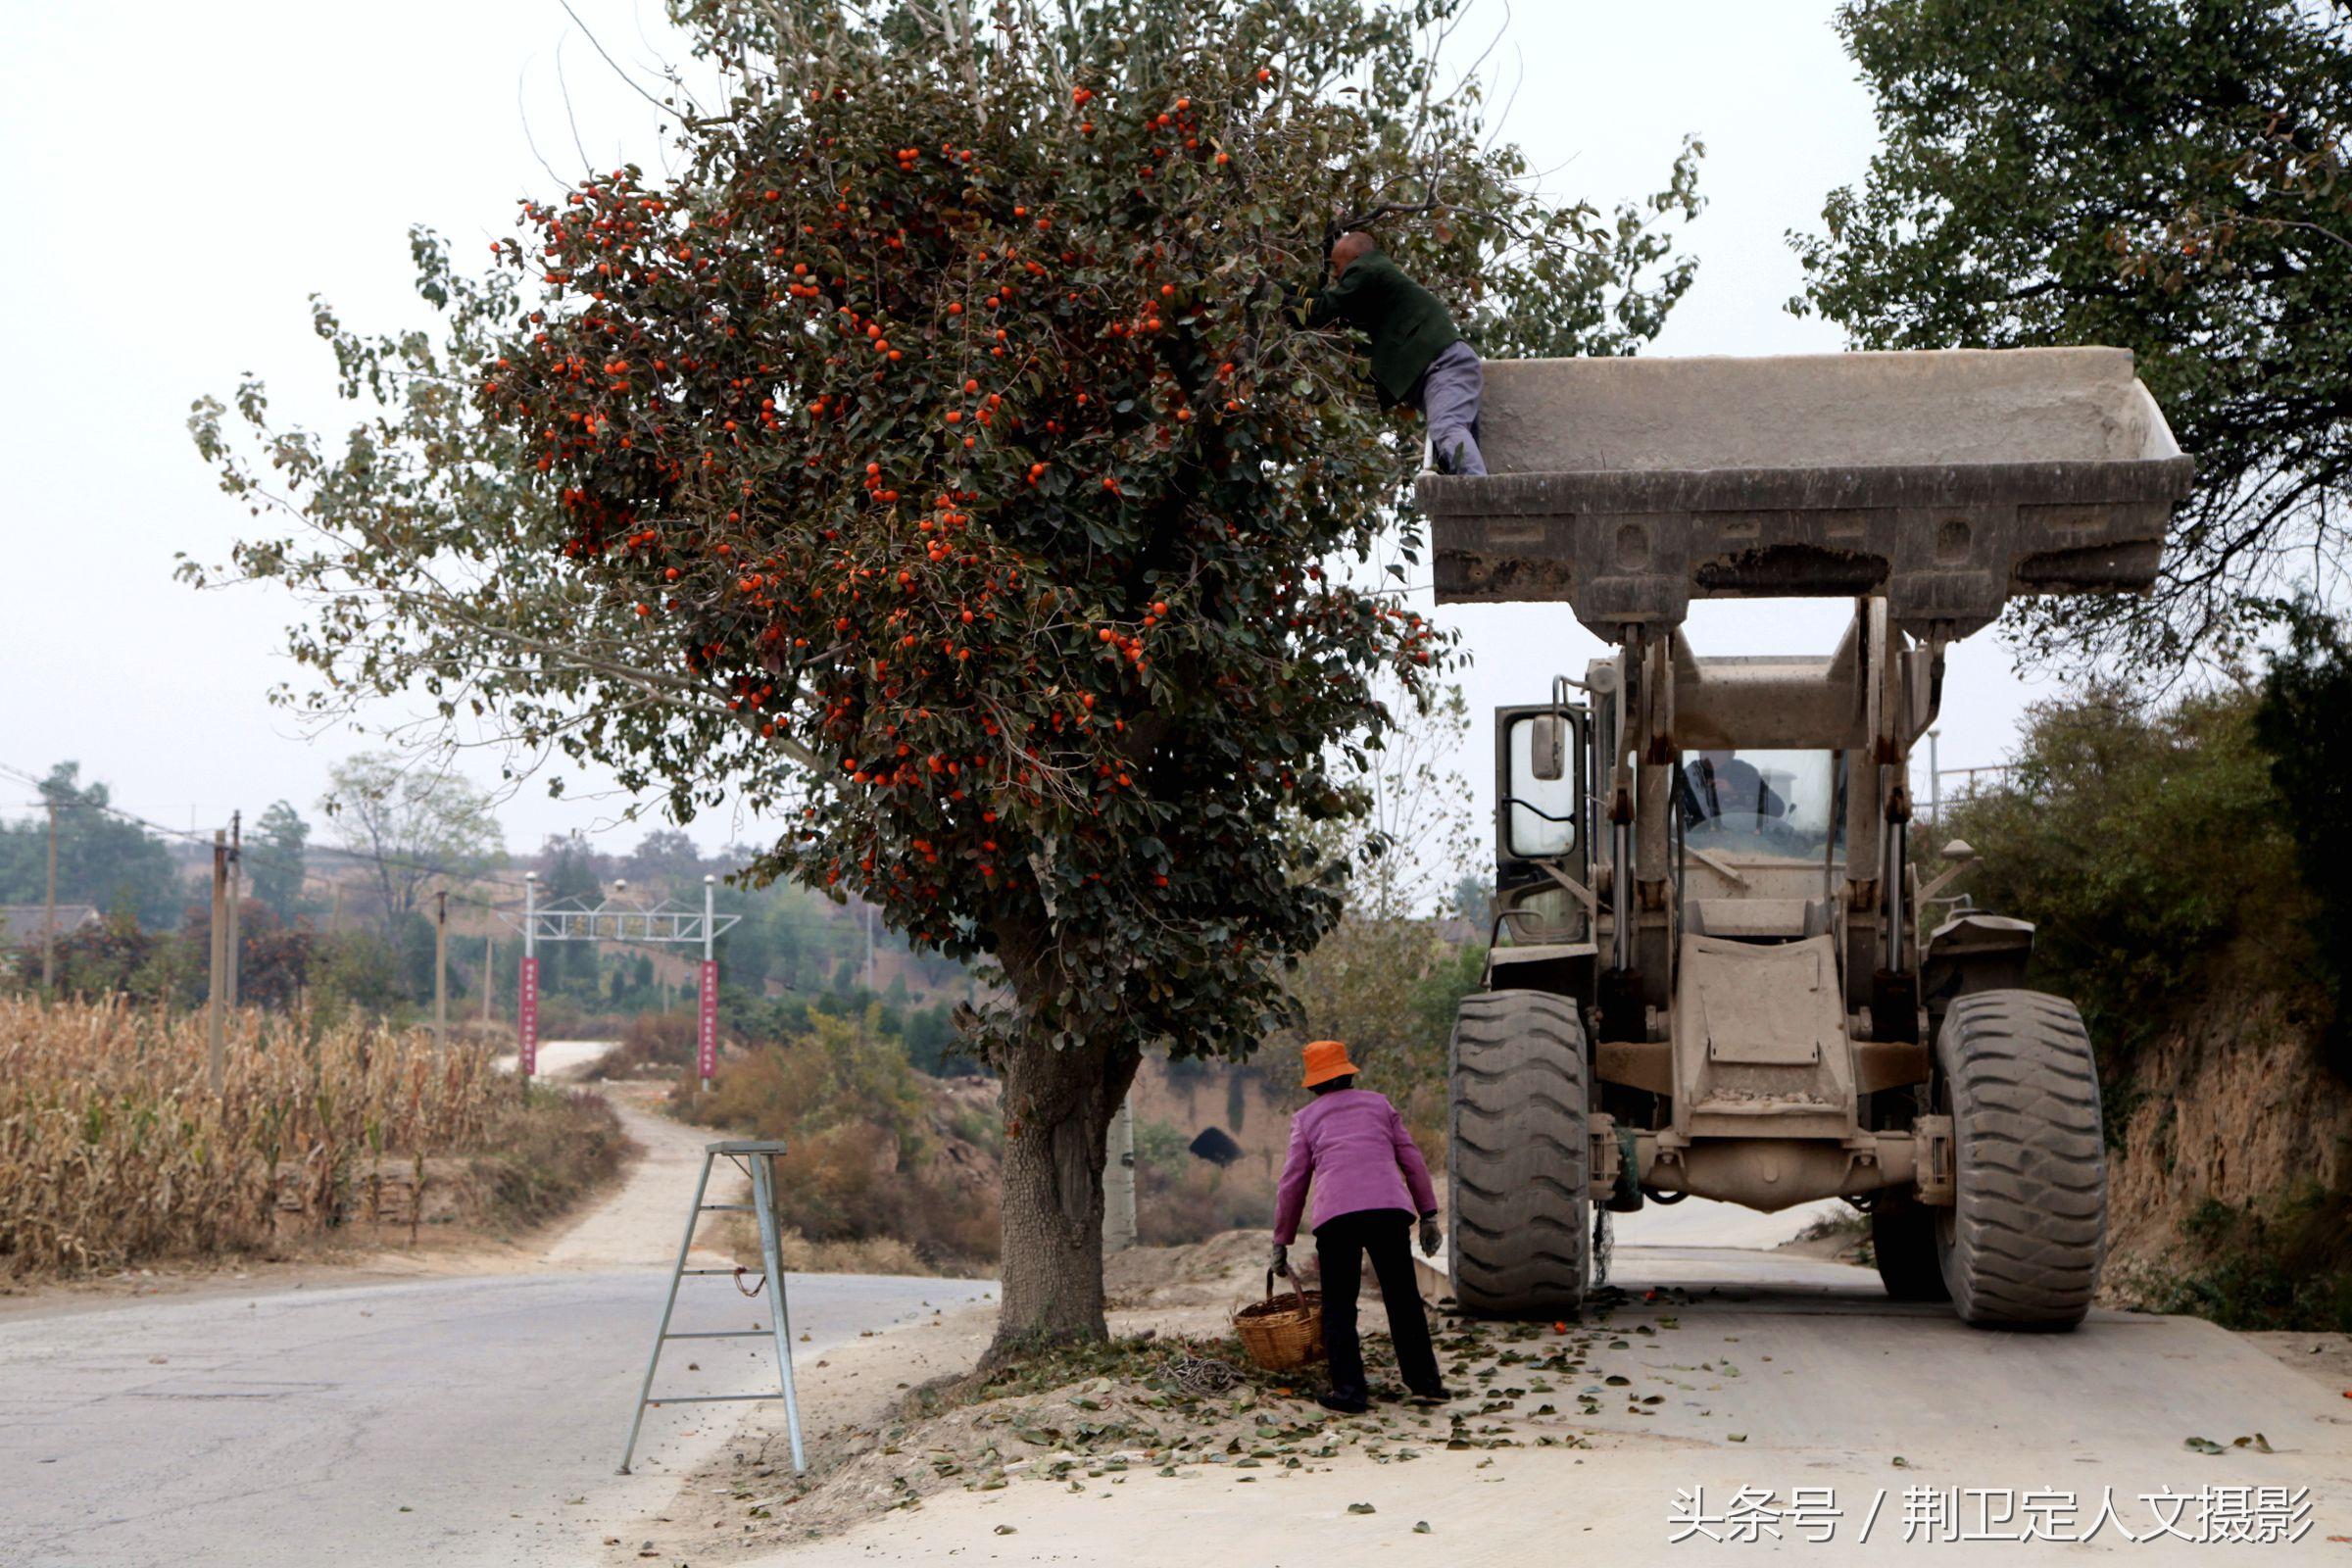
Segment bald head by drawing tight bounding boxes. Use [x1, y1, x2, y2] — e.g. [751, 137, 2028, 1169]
[1330, 230, 1379, 277]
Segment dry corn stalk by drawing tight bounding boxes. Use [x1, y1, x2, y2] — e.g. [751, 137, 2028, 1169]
[0, 997, 521, 1277]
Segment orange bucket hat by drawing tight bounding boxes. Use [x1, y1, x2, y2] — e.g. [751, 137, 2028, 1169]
[1300, 1039, 1359, 1088]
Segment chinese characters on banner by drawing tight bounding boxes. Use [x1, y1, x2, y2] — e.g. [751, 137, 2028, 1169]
[518, 956, 539, 1077]
[698, 958, 718, 1080]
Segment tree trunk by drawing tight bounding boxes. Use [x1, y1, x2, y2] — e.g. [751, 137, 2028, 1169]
[987, 1031, 1141, 1361]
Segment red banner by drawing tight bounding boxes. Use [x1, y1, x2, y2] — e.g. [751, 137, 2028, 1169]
[697, 959, 719, 1081]
[518, 956, 540, 1077]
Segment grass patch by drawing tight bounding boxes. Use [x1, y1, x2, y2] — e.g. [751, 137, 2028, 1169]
[468, 1085, 628, 1232]
[2132, 1189, 2352, 1331]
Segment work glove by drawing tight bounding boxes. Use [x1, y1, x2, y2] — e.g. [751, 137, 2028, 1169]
[1418, 1215, 1442, 1257]
[1270, 1241, 1291, 1278]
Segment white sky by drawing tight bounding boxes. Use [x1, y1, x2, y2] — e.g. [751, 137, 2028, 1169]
[1, 1, 2058, 866]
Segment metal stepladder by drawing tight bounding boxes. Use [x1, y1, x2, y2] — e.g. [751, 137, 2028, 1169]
[618, 1140, 807, 1475]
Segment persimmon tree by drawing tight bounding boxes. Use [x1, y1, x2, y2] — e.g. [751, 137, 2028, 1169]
[189, 0, 1700, 1353]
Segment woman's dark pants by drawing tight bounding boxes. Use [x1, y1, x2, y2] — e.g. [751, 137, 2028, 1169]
[1314, 1207, 1442, 1403]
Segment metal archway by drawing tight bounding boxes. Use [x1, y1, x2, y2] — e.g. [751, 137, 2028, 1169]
[500, 876, 742, 1088]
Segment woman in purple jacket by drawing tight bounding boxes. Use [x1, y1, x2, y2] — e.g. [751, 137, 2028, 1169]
[1270, 1039, 1452, 1413]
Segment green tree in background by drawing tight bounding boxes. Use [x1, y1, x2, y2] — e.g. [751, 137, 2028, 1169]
[1791, 0, 2352, 671]
[1940, 686, 2310, 1074]
[0, 763, 183, 929]
[538, 832, 605, 994]
[321, 752, 505, 935]
[190, 0, 1701, 1352]
[1451, 870, 1494, 930]
[621, 828, 709, 886]
[2254, 611, 2352, 1070]
[248, 800, 311, 917]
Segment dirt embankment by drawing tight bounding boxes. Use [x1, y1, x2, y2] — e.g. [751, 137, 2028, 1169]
[2103, 984, 2352, 1284]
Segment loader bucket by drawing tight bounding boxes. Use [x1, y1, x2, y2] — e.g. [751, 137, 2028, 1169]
[1417, 347, 2193, 639]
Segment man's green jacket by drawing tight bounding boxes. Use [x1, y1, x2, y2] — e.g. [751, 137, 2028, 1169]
[1301, 253, 1463, 405]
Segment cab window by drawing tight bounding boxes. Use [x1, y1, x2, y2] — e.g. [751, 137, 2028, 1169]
[1504, 715, 1577, 858]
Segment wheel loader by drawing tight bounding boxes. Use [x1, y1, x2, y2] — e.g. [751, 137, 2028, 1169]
[1417, 348, 2193, 1329]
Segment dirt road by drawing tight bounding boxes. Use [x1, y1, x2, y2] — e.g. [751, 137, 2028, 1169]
[0, 1080, 991, 1568]
[739, 1225, 2352, 1564]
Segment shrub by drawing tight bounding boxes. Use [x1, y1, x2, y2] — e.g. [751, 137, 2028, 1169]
[1132, 1118, 1190, 1177]
[2140, 1186, 2352, 1332]
[676, 1009, 997, 1268]
[1135, 1160, 1265, 1249]
[1262, 917, 1489, 1147]
[1941, 686, 2318, 1080]
[594, 1009, 699, 1077]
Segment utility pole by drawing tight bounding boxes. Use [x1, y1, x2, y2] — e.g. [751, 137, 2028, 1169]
[1927, 729, 1941, 830]
[1104, 1093, 1138, 1253]
[208, 831, 228, 1093]
[42, 798, 58, 994]
[481, 933, 494, 1024]
[329, 880, 343, 934]
[434, 888, 449, 1054]
[224, 809, 242, 1010]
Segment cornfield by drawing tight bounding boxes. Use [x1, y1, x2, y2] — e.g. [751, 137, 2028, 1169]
[0, 997, 552, 1277]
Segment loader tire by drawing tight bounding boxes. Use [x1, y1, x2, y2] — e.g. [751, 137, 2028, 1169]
[1935, 990, 2107, 1329]
[1871, 1194, 1950, 1302]
[1448, 990, 1591, 1317]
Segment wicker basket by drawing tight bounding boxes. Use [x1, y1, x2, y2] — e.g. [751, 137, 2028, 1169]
[1233, 1269, 1325, 1371]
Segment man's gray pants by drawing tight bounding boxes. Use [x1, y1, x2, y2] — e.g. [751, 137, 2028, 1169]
[1412, 339, 1486, 476]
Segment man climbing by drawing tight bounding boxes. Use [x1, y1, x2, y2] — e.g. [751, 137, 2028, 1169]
[1301, 230, 1487, 476]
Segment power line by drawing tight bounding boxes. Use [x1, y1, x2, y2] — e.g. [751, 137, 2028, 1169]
[0, 761, 532, 908]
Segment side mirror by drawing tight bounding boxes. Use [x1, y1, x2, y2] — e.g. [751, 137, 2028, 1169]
[1530, 712, 1566, 781]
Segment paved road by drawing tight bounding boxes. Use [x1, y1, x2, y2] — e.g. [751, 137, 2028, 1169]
[1608, 1192, 1845, 1250]
[768, 1243, 2352, 1564]
[0, 1267, 989, 1568]
[0, 1085, 992, 1568]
